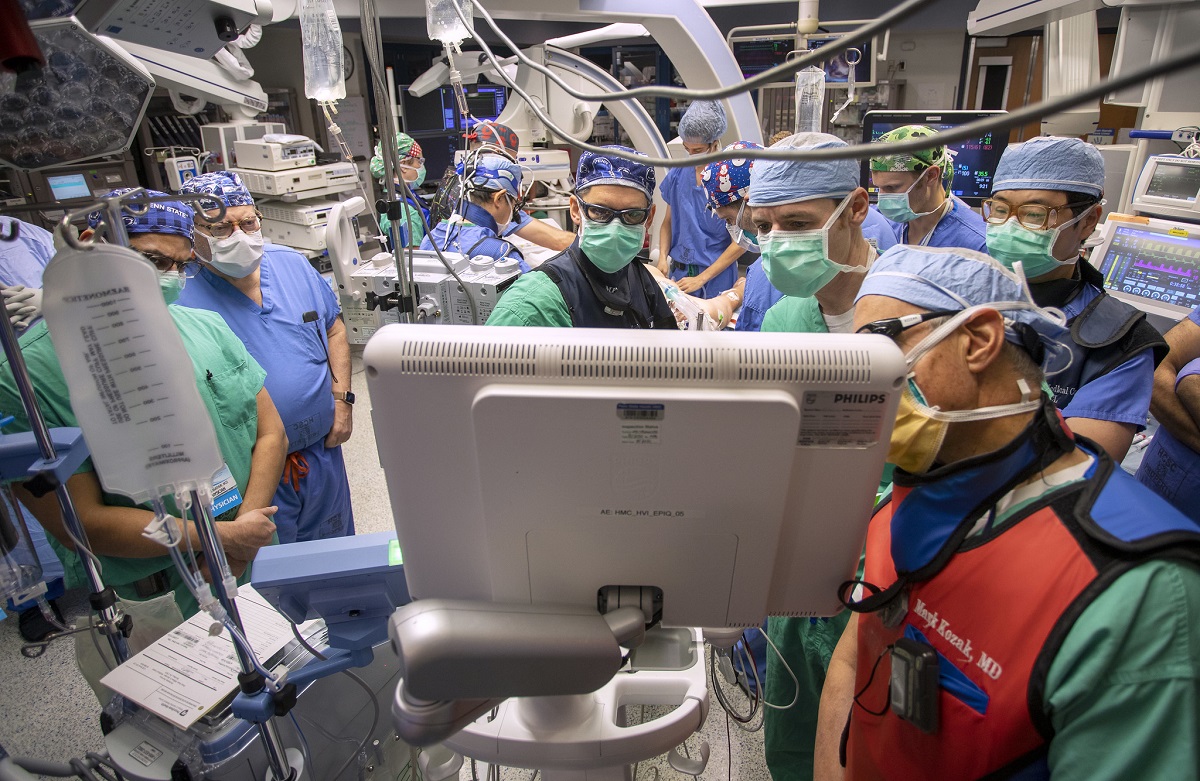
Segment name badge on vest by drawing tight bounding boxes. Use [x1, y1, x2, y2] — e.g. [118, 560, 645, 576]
[211, 463, 243, 518]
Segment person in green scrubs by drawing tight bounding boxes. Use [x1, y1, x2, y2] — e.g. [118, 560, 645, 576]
[744, 133, 883, 781]
[816, 245, 1200, 781]
[0, 192, 287, 619]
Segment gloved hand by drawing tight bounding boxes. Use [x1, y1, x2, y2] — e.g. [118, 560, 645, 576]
[2, 285, 43, 329]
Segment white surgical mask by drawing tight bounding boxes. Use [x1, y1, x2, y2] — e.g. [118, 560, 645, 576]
[725, 200, 759, 253]
[205, 230, 264, 278]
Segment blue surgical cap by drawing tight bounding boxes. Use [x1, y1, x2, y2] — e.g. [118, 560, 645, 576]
[856, 245, 1070, 366]
[576, 145, 656, 201]
[179, 170, 257, 209]
[468, 154, 523, 199]
[992, 136, 1105, 199]
[749, 132, 860, 207]
[678, 100, 727, 145]
[87, 188, 194, 241]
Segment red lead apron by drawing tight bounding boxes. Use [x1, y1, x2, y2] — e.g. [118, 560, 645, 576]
[846, 486, 1101, 780]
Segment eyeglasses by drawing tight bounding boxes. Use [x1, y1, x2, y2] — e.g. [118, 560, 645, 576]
[401, 157, 426, 168]
[856, 309, 961, 339]
[139, 250, 191, 273]
[981, 199, 1095, 231]
[197, 213, 263, 239]
[577, 197, 650, 226]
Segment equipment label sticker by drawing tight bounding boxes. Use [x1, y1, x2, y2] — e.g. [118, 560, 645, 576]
[618, 403, 663, 445]
[798, 391, 886, 448]
[129, 741, 163, 767]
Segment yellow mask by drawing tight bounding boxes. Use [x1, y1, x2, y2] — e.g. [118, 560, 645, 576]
[887, 381, 948, 474]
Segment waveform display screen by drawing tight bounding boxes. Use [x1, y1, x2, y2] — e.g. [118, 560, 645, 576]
[863, 120, 1005, 203]
[1096, 224, 1200, 310]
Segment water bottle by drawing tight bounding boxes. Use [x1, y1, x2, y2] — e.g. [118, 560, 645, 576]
[795, 65, 825, 134]
[299, 0, 346, 102]
[426, 0, 473, 45]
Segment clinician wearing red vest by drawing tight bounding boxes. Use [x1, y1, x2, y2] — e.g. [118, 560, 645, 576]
[814, 245, 1200, 781]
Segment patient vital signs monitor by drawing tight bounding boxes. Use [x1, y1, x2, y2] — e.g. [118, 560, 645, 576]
[365, 327, 905, 630]
[1090, 215, 1200, 321]
[862, 110, 1009, 206]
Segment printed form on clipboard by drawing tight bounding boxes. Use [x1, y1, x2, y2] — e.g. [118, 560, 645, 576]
[101, 586, 316, 730]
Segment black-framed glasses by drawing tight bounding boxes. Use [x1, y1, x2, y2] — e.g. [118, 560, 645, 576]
[981, 198, 1096, 230]
[577, 197, 650, 226]
[856, 309, 961, 339]
[197, 212, 263, 239]
[139, 250, 191, 273]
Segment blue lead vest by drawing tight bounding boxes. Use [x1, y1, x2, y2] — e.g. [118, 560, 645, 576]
[1032, 262, 1167, 409]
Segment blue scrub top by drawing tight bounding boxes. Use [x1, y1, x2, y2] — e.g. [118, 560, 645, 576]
[1135, 354, 1200, 522]
[1053, 282, 1155, 428]
[661, 167, 738, 297]
[885, 196, 988, 252]
[176, 243, 340, 452]
[0, 216, 55, 288]
[421, 202, 527, 270]
[736, 257, 784, 332]
[861, 206, 899, 255]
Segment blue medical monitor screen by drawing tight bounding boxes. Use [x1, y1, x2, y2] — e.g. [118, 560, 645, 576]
[47, 173, 91, 201]
[1094, 224, 1200, 311]
[862, 112, 1009, 205]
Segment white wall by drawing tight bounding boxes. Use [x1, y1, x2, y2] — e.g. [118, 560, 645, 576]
[881, 30, 968, 111]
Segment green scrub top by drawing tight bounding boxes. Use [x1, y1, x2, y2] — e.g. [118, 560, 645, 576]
[485, 271, 573, 328]
[987, 474, 1200, 780]
[380, 200, 426, 248]
[757, 293, 850, 781]
[761, 295, 828, 335]
[0, 307, 267, 618]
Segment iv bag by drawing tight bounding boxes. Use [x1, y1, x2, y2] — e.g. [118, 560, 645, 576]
[795, 66, 825, 134]
[426, 0, 473, 46]
[299, 0, 347, 102]
[0, 491, 43, 605]
[41, 245, 223, 504]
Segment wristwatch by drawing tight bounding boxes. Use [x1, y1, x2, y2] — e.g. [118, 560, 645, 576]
[334, 391, 356, 405]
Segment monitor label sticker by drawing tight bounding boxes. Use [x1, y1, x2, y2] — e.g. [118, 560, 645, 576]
[618, 403, 663, 445]
[799, 391, 886, 448]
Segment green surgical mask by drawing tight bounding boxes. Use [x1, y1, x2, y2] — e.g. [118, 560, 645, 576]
[875, 171, 938, 224]
[159, 270, 185, 304]
[985, 210, 1086, 279]
[757, 194, 863, 298]
[579, 216, 646, 273]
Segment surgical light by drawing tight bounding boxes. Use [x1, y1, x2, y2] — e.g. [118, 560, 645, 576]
[0, 16, 152, 170]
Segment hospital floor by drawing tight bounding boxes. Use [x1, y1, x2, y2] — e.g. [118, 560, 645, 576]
[0, 351, 772, 781]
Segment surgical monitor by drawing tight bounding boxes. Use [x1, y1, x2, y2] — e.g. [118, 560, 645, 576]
[1089, 215, 1200, 325]
[1131, 155, 1200, 222]
[862, 110, 1009, 206]
[364, 327, 904, 630]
